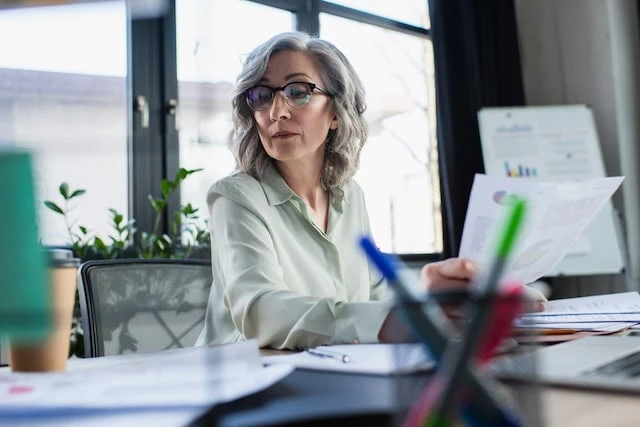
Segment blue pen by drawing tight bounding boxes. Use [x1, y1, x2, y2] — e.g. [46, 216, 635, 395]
[359, 237, 519, 426]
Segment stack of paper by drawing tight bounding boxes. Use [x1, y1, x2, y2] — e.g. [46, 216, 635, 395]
[515, 292, 640, 335]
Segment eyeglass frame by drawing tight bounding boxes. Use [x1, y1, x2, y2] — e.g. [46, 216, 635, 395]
[245, 81, 332, 112]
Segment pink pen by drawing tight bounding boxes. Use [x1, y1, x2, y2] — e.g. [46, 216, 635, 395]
[476, 282, 525, 365]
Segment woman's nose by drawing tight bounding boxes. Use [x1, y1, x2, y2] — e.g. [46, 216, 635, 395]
[269, 91, 290, 121]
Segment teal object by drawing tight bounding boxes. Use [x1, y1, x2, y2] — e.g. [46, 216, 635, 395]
[0, 149, 50, 340]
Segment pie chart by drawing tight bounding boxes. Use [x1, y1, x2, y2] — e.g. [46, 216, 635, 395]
[493, 190, 519, 205]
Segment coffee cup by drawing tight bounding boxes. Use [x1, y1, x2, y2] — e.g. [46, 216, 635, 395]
[9, 249, 80, 372]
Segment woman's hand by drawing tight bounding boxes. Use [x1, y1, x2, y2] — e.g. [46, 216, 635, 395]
[420, 257, 547, 314]
[378, 257, 548, 343]
[420, 258, 477, 291]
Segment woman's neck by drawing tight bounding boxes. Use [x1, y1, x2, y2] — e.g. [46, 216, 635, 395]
[276, 160, 326, 210]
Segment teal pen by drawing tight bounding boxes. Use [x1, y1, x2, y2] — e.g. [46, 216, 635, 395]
[429, 198, 527, 426]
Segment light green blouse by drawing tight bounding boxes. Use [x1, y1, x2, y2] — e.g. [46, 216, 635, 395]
[195, 166, 391, 350]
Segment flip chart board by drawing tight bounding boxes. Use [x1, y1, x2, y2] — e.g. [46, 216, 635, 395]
[477, 105, 625, 276]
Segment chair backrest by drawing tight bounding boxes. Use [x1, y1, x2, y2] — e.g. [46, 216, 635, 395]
[78, 258, 212, 357]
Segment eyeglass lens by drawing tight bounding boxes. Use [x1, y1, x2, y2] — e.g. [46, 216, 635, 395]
[247, 82, 313, 111]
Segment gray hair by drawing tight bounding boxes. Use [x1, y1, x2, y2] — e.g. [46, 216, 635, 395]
[230, 32, 368, 190]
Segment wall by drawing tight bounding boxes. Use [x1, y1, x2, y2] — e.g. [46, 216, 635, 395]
[514, 0, 635, 297]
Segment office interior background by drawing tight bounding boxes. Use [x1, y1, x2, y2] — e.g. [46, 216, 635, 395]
[0, 0, 638, 299]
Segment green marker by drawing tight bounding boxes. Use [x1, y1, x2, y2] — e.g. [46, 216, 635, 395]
[430, 198, 527, 423]
[0, 149, 50, 340]
[483, 197, 526, 292]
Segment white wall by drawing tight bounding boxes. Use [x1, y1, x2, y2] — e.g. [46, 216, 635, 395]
[514, 0, 636, 297]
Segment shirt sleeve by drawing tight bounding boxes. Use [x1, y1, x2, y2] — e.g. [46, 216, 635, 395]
[210, 195, 390, 350]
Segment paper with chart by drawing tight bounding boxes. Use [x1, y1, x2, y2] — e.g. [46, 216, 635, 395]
[458, 174, 623, 285]
[0, 340, 293, 413]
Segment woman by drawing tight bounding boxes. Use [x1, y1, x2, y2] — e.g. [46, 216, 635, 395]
[196, 32, 542, 350]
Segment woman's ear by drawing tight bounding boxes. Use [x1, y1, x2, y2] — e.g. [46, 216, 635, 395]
[330, 115, 338, 130]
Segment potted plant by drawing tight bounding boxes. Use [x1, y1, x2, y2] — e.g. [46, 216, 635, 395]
[44, 168, 210, 357]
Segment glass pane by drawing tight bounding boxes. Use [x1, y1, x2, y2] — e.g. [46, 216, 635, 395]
[321, 14, 442, 254]
[0, 2, 128, 246]
[176, 0, 293, 227]
[325, 0, 430, 28]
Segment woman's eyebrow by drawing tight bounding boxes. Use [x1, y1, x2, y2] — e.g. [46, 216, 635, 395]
[284, 72, 312, 81]
[257, 72, 312, 85]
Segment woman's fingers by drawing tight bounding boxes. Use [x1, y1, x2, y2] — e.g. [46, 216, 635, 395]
[522, 286, 547, 312]
[420, 258, 477, 288]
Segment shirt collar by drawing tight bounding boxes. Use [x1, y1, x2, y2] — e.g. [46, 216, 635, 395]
[260, 164, 295, 206]
[259, 163, 347, 211]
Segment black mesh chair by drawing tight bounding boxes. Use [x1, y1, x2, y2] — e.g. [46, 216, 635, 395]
[77, 259, 212, 357]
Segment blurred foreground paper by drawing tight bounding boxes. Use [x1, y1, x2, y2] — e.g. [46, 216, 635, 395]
[0, 340, 292, 416]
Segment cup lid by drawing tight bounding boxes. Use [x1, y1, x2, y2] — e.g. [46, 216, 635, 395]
[46, 248, 80, 268]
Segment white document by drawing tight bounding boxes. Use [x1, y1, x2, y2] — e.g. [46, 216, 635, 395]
[0, 340, 293, 413]
[515, 322, 638, 332]
[458, 174, 623, 284]
[261, 344, 434, 376]
[518, 292, 640, 325]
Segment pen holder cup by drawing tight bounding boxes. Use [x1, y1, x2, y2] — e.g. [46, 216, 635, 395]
[387, 294, 543, 427]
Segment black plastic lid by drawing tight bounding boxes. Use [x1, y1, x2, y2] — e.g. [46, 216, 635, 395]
[47, 248, 80, 268]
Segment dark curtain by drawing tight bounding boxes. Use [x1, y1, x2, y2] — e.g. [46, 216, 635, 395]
[428, 0, 526, 257]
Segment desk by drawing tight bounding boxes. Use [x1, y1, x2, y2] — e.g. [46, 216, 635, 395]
[2, 347, 639, 426]
[541, 388, 639, 426]
[217, 349, 639, 427]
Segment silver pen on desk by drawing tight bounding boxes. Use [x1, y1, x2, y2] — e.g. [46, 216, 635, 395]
[305, 348, 351, 363]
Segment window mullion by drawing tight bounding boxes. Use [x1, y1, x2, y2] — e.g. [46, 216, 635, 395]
[130, 15, 167, 239]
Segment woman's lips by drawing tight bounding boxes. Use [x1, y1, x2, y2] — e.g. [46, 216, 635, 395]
[272, 132, 297, 139]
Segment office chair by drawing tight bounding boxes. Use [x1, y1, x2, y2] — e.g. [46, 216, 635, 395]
[78, 258, 212, 357]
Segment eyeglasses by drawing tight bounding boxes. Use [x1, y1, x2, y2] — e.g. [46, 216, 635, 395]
[246, 81, 331, 111]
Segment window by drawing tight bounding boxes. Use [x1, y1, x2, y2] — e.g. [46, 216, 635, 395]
[175, 0, 293, 221]
[325, 0, 430, 28]
[0, 2, 128, 245]
[175, 0, 441, 257]
[320, 14, 441, 254]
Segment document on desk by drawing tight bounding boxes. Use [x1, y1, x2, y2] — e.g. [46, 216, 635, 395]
[517, 292, 640, 325]
[459, 174, 623, 284]
[0, 340, 293, 416]
[261, 344, 434, 376]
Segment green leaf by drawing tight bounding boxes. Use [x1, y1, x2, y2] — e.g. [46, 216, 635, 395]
[175, 168, 189, 182]
[79, 225, 88, 235]
[174, 167, 203, 186]
[59, 182, 69, 199]
[112, 212, 123, 226]
[181, 203, 197, 215]
[148, 195, 167, 212]
[94, 237, 107, 251]
[44, 201, 64, 215]
[69, 189, 86, 199]
[160, 180, 173, 199]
